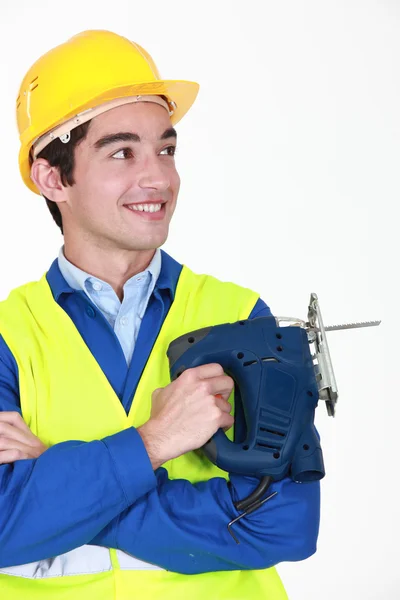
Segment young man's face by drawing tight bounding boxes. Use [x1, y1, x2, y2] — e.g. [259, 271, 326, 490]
[60, 101, 180, 251]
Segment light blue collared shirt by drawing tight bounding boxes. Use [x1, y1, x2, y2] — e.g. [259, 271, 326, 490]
[57, 246, 162, 365]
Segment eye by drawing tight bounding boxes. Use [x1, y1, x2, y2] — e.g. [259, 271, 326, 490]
[160, 145, 177, 157]
[111, 148, 133, 160]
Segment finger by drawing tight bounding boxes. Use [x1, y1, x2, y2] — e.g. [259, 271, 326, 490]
[0, 422, 38, 447]
[214, 395, 233, 414]
[219, 412, 235, 431]
[192, 363, 225, 380]
[214, 388, 234, 402]
[206, 375, 234, 398]
[0, 437, 34, 457]
[0, 449, 23, 464]
[152, 387, 163, 399]
[0, 411, 30, 433]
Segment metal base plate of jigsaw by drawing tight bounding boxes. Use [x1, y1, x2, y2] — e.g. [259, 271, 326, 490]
[273, 294, 381, 416]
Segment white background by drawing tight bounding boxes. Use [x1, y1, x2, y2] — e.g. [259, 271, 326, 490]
[0, 1, 397, 599]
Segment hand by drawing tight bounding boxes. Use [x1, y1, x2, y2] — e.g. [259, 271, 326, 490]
[216, 395, 233, 433]
[0, 411, 48, 464]
[137, 363, 234, 470]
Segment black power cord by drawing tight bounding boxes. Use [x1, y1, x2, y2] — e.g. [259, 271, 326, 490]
[228, 476, 277, 544]
[234, 475, 273, 512]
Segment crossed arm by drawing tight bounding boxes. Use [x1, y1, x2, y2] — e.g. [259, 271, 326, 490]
[0, 407, 320, 574]
[0, 296, 320, 574]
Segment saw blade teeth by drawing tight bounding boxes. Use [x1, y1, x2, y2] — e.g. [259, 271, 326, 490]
[325, 320, 381, 330]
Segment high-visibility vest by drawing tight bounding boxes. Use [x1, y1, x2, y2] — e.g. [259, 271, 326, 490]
[0, 264, 288, 599]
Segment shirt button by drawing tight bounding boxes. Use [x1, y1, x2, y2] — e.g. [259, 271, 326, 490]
[120, 316, 128, 326]
[92, 281, 102, 291]
[86, 306, 96, 318]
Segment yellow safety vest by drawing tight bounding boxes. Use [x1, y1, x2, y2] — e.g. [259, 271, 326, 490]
[0, 264, 288, 600]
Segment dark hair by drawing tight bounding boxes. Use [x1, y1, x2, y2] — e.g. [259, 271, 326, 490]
[29, 121, 92, 234]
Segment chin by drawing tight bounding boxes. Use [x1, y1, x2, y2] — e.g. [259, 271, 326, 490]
[123, 234, 168, 252]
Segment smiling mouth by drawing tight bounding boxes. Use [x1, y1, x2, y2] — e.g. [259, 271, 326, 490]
[123, 202, 166, 221]
[125, 202, 163, 213]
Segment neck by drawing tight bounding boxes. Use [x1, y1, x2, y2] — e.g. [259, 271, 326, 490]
[63, 241, 156, 302]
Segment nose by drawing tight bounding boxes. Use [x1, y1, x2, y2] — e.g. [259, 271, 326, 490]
[137, 155, 170, 192]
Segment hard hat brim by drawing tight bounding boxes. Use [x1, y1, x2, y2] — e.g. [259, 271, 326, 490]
[21, 79, 199, 195]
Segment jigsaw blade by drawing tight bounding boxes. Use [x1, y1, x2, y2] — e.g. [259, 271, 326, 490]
[323, 320, 381, 332]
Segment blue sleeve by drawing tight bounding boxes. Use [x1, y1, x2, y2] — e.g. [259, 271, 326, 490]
[249, 296, 273, 319]
[92, 467, 320, 574]
[0, 335, 157, 569]
[91, 297, 320, 573]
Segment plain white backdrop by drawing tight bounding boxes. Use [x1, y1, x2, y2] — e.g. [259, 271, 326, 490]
[0, 1, 397, 599]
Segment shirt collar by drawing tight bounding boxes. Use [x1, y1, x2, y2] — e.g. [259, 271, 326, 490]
[156, 249, 182, 297]
[57, 245, 162, 296]
[46, 247, 181, 302]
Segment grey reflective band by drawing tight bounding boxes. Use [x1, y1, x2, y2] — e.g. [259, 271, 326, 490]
[0, 545, 165, 579]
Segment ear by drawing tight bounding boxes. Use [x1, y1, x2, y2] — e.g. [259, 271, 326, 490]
[30, 159, 67, 203]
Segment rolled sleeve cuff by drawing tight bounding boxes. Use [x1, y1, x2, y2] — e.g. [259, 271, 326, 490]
[102, 427, 157, 506]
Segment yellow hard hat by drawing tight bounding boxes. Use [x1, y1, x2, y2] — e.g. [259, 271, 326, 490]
[16, 30, 200, 195]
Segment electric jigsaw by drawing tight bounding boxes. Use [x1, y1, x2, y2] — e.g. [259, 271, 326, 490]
[167, 293, 380, 543]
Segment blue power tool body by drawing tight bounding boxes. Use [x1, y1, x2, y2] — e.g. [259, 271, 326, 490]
[166, 293, 379, 541]
[167, 316, 324, 485]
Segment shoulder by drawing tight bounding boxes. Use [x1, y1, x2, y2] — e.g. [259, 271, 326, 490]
[249, 297, 273, 319]
[0, 278, 41, 306]
[182, 264, 258, 299]
[0, 275, 46, 313]
[180, 264, 275, 320]
[163, 251, 275, 320]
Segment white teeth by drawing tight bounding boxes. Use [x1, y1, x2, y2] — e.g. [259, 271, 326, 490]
[127, 203, 162, 213]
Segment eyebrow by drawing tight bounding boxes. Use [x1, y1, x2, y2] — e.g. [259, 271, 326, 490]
[93, 127, 177, 150]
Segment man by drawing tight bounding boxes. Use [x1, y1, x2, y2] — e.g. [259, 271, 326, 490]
[0, 30, 320, 599]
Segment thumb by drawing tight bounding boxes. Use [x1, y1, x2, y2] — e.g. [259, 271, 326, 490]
[152, 387, 163, 399]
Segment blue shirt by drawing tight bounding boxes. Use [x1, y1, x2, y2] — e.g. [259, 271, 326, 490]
[0, 249, 320, 573]
[58, 245, 162, 365]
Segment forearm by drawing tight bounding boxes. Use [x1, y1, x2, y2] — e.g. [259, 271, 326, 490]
[0, 427, 156, 568]
[91, 468, 320, 574]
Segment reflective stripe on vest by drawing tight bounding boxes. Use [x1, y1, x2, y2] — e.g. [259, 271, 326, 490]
[0, 264, 288, 600]
[0, 547, 164, 579]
